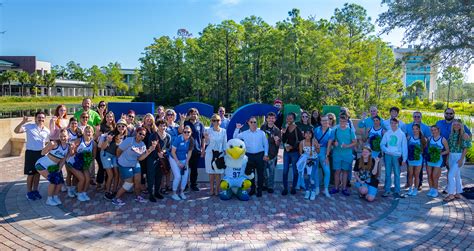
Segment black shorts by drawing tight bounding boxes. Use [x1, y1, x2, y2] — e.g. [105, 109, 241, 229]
[24, 150, 43, 175]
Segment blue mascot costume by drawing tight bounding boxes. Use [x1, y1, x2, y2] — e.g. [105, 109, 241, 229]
[215, 138, 253, 201]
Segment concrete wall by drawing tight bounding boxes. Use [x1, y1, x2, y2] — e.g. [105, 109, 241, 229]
[0, 117, 27, 157]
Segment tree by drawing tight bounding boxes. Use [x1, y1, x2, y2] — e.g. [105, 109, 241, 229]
[42, 72, 56, 96]
[0, 70, 18, 96]
[52, 65, 67, 79]
[66, 61, 87, 81]
[104, 62, 128, 95]
[17, 71, 30, 96]
[378, 0, 473, 67]
[438, 66, 464, 107]
[29, 72, 42, 96]
[87, 65, 106, 98]
[129, 69, 143, 95]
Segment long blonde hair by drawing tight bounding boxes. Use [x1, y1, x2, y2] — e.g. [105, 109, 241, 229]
[451, 119, 465, 147]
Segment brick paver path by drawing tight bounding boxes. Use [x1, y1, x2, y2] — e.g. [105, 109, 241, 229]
[1, 157, 473, 249]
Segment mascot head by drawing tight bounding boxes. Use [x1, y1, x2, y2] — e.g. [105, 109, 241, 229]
[226, 138, 246, 160]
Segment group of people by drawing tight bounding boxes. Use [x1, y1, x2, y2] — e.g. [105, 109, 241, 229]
[15, 98, 472, 207]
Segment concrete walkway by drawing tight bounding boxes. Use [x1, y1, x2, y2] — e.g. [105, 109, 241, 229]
[0, 157, 473, 250]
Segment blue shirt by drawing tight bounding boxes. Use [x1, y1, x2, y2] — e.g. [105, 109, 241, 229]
[436, 120, 472, 140]
[220, 118, 230, 129]
[406, 122, 432, 138]
[358, 117, 381, 130]
[314, 126, 332, 148]
[166, 123, 179, 142]
[331, 126, 356, 156]
[184, 120, 204, 152]
[172, 135, 191, 160]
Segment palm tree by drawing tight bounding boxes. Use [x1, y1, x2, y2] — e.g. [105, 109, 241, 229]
[17, 71, 30, 96]
[42, 72, 56, 96]
[29, 72, 42, 97]
[0, 70, 18, 96]
[411, 80, 426, 98]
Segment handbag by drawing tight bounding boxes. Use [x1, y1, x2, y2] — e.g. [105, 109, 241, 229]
[155, 135, 171, 175]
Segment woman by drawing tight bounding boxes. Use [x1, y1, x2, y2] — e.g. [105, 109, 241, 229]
[296, 111, 314, 133]
[204, 114, 227, 196]
[99, 119, 127, 200]
[426, 125, 449, 198]
[35, 129, 70, 206]
[353, 146, 380, 202]
[310, 109, 321, 128]
[49, 105, 68, 141]
[367, 116, 384, 159]
[407, 124, 427, 196]
[170, 125, 194, 201]
[65, 117, 81, 198]
[66, 125, 96, 202]
[95, 111, 116, 190]
[162, 109, 179, 194]
[125, 110, 137, 136]
[314, 115, 332, 197]
[281, 112, 303, 195]
[327, 113, 337, 128]
[444, 119, 471, 202]
[112, 127, 157, 206]
[139, 113, 158, 192]
[96, 101, 107, 120]
[147, 119, 171, 202]
[298, 130, 319, 200]
[78, 112, 90, 133]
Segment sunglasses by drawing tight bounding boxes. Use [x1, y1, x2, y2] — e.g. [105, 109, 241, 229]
[414, 115, 421, 118]
[183, 131, 191, 134]
[128, 115, 135, 118]
[99, 104, 106, 107]
[249, 121, 257, 124]
[81, 116, 89, 119]
[445, 112, 454, 115]
[212, 119, 220, 122]
[166, 113, 174, 116]
[302, 116, 308, 118]
[117, 124, 126, 128]
[138, 132, 146, 136]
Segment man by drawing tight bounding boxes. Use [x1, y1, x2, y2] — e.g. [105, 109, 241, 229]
[327, 115, 357, 196]
[14, 112, 50, 200]
[382, 107, 406, 133]
[380, 118, 408, 198]
[180, 108, 205, 191]
[405, 111, 431, 190]
[234, 117, 269, 197]
[274, 99, 284, 129]
[358, 106, 382, 138]
[74, 98, 101, 127]
[260, 112, 281, 194]
[435, 108, 471, 140]
[218, 107, 230, 129]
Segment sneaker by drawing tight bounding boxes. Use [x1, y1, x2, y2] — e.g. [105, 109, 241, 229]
[179, 193, 187, 200]
[67, 188, 76, 198]
[412, 189, 418, 196]
[394, 193, 406, 199]
[324, 188, 331, 198]
[310, 191, 316, 201]
[61, 185, 67, 192]
[342, 189, 350, 196]
[268, 188, 274, 194]
[426, 188, 434, 197]
[281, 189, 288, 196]
[432, 190, 439, 198]
[33, 190, 42, 200]
[77, 193, 87, 202]
[83, 193, 91, 201]
[104, 192, 114, 201]
[171, 194, 181, 201]
[407, 188, 413, 196]
[382, 191, 392, 197]
[191, 186, 200, 192]
[53, 196, 62, 205]
[417, 186, 422, 191]
[154, 193, 164, 200]
[111, 198, 125, 206]
[149, 195, 157, 202]
[304, 191, 311, 199]
[290, 188, 296, 195]
[26, 191, 37, 201]
[135, 195, 147, 203]
[329, 188, 339, 194]
[46, 197, 58, 206]
[314, 187, 320, 196]
[442, 190, 448, 194]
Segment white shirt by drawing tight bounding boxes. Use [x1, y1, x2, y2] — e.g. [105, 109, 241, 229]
[206, 127, 227, 152]
[23, 123, 50, 151]
[233, 128, 269, 155]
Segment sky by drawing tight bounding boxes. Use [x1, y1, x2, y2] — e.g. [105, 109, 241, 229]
[0, 0, 472, 81]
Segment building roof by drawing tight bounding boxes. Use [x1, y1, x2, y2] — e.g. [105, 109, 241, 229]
[0, 60, 17, 67]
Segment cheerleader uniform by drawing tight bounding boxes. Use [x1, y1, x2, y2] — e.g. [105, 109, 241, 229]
[368, 126, 383, 158]
[67, 138, 94, 171]
[407, 136, 423, 166]
[426, 136, 444, 167]
[35, 143, 69, 171]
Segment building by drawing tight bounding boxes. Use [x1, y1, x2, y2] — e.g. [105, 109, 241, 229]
[0, 56, 51, 74]
[392, 47, 438, 100]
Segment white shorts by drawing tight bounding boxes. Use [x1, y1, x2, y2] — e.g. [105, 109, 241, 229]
[35, 156, 57, 171]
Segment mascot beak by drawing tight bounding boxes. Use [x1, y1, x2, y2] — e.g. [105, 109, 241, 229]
[226, 146, 245, 159]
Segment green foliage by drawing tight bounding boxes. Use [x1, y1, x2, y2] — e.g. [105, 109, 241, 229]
[87, 65, 106, 98]
[378, 0, 473, 67]
[433, 102, 445, 110]
[422, 98, 431, 108]
[467, 146, 474, 163]
[138, 5, 402, 110]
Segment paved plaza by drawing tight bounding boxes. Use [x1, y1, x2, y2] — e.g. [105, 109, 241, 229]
[0, 156, 473, 250]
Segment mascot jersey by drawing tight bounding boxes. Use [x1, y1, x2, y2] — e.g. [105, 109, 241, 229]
[223, 154, 248, 187]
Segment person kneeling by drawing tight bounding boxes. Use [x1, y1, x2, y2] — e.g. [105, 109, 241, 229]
[354, 146, 380, 202]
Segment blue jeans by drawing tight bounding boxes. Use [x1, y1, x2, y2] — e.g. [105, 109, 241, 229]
[304, 162, 319, 191]
[317, 147, 331, 189]
[283, 151, 299, 190]
[384, 154, 401, 193]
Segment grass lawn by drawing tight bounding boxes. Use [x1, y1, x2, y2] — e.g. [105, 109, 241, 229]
[0, 96, 134, 111]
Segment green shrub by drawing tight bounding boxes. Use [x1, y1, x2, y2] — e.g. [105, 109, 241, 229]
[423, 98, 432, 107]
[433, 102, 445, 110]
[414, 96, 421, 107]
[466, 146, 474, 163]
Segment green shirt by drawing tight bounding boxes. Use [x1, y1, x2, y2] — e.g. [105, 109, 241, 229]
[448, 132, 472, 153]
[74, 109, 102, 127]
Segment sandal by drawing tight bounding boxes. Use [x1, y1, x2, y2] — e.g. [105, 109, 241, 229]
[443, 195, 455, 202]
